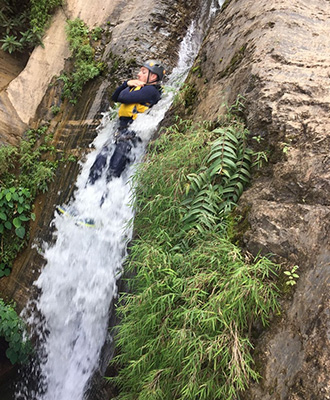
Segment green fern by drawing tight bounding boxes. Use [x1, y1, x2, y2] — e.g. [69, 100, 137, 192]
[181, 125, 252, 231]
[181, 183, 221, 232]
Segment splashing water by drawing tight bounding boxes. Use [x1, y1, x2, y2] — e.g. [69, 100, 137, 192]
[16, 4, 223, 400]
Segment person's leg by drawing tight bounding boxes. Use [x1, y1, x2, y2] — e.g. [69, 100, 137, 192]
[106, 141, 131, 180]
[87, 146, 109, 184]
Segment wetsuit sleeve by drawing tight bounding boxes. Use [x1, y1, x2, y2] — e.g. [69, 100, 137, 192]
[117, 85, 161, 106]
[111, 81, 129, 102]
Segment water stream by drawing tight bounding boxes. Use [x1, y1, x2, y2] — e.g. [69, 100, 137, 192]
[16, 2, 224, 399]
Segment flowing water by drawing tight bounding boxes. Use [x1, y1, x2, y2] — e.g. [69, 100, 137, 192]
[15, 2, 224, 399]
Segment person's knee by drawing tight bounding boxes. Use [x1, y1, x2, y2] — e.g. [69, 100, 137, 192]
[107, 145, 130, 178]
[93, 154, 107, 170]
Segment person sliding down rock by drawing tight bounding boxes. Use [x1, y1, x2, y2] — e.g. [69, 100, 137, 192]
[88, 60, 165, 184]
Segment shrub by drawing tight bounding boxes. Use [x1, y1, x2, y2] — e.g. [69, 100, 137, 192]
[0, 299, 32, 364]
[0, 125, 58, 276]
[0, 0, 62, 52]
[58, 18, 104, 104]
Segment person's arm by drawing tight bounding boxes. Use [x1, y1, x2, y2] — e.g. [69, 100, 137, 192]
[117, 85, 160, 105]
[111, 81, 129, 102]
[111, 80, 146, 101]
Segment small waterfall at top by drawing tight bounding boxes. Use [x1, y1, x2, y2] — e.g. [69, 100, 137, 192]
[15, 2, 224, 399]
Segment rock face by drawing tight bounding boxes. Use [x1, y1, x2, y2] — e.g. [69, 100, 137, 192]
[184, 0, 330, 399]
[0, 51, 29, 144]
[6, 9, 70, 128]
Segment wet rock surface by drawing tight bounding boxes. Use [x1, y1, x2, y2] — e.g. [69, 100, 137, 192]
[184, 0, 330, 398]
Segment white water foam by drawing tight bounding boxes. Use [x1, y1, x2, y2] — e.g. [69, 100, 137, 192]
[16, 3, 223, 399]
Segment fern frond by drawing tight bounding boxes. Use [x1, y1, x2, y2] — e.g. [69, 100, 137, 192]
[181, 184, 221, 231]
[181, 123, 253, 233]
[186, 169, 210, 192]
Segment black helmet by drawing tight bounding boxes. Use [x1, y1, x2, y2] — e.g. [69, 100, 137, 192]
[143, 60, 165, 81]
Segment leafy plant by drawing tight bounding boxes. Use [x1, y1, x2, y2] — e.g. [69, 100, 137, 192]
[111, 239, 279, 400]
[0, 299, 32, 364]
[0, 187, 34, 239]
[18, 127, 57, 197]
[29, 0, 63, 35]
[0, 0, 62, 53]
[226, 93, 246, 118]
[0, 144, 17, 180]
[58, 18, 104, 104]
[281, 140, 292, 154]
[91, 26, 103, 41]
[284, 265, 299, 286]
[0, 125, 59, 276]
[51, 105, 61, 116]
[0, 34, 23, 53]
[181, 123, 252, 233]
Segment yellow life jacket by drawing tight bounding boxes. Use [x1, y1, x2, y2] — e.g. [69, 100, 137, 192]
[118, 86, 150, 120]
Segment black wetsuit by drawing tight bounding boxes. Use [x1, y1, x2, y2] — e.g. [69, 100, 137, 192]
[87, 82, 162, 184]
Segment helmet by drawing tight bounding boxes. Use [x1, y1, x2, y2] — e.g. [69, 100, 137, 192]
[143, 60, 165, 81]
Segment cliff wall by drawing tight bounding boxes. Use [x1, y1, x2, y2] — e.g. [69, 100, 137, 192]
[183, 0, 330, 398]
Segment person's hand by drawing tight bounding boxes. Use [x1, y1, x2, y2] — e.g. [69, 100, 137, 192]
[127, 79, 145, 87]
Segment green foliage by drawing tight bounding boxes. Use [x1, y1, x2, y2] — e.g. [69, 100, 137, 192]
[29, 0, 62, 35]
[51, 105, 61, 116]
[112, 240, 279, 400]
[284, 265, 299, 286]
[66, 17, 89, 41]
[0, 299, 32, 364]
[0, 34, 23, 53]
[281, 140, 292, 154]
[58, 18, 104, 104]
[182, 123, 252, 233]
[18, 127, 57, 197]
[0, 144, 17, 179]
[0, 0, 62, 52]
[91, 26, 103, 41]
[0, 125, 58, 276]
[110, 118, 279, 399]
[175, 83, 198, 112]
[0, 187, 33, 238]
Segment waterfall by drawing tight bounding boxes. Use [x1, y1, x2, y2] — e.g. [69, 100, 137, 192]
[15, 2, 224, 399]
